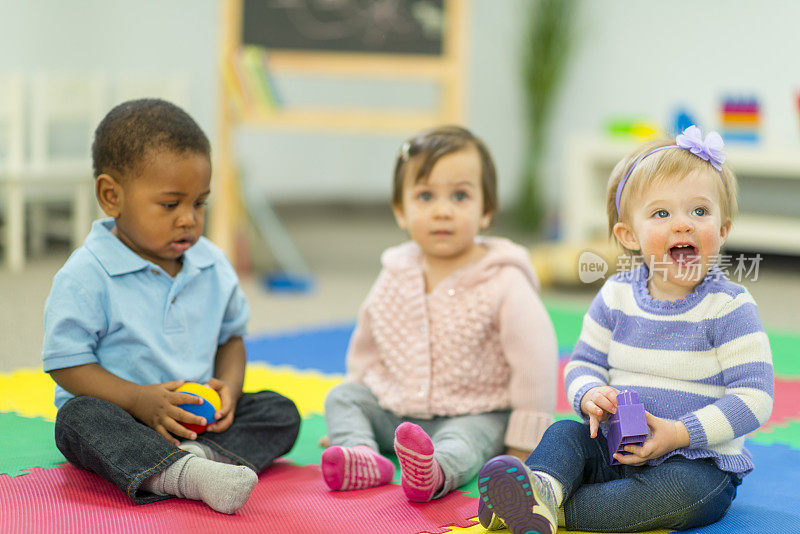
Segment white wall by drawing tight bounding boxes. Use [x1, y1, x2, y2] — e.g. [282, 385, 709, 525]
[3, 0, 798, 225]
[0, 0, 216, 144]
[547, 0, 800, 224]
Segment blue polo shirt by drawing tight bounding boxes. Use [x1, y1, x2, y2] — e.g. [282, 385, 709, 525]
[42, 218, 249, 409]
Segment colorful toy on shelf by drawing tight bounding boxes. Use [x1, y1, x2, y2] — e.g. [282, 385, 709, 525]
[720, 96, 760, 144]
[605, 117, 659, 140]
[670, 108, 698, 139]
[176, 382, 221, 434]
[607, 390, 648, 465]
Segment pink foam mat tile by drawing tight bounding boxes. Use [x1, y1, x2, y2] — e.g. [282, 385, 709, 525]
[0, 461, 479, 534]
[762, 377, 800, 430]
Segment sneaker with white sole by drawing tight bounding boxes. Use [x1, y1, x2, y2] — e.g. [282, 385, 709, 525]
[477, 455, 558, 534]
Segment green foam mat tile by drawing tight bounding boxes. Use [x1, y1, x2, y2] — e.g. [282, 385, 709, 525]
[0, 412, 66, 476]
[284, 413, 328, 467]
[0, 411, 335, 479]
[769, 330, 800, 378]
[543, 300, 585, 350]
[749, 420, 800, 448]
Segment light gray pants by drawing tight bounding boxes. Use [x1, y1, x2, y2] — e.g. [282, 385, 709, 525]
[324, 382, 509, 498]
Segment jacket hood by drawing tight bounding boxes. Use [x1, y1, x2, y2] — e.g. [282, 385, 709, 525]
[380, 236, 540, 291]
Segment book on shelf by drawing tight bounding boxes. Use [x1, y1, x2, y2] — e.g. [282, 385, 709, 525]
[221, 58, 247, 115]
[223, 46, 281, 115]
[239, 46, 279, 114]
[260, 51, 282, 107]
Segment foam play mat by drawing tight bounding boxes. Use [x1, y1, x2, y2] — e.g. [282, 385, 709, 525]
[2, 302, 799, 533]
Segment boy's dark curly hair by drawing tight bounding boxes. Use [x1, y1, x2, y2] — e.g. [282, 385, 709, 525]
[92, 98, 210, 179]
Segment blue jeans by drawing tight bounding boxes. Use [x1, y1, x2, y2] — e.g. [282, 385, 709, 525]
[525, 420, 740, 532]
[325, 382, 509, 498]
[55, 391, 301, 504]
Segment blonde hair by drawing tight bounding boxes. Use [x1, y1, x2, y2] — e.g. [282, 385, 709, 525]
[606, 139, 739, 248]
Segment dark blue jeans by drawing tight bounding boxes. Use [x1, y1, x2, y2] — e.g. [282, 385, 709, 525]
[526, 420, 740, 532]
[55, 391, 301, 504]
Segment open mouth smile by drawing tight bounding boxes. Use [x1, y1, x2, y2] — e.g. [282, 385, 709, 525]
[669, 244, 699, 265]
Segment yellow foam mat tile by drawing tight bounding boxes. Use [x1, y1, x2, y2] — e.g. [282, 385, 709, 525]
[243, 363, 342, 417]
[0, 367, 57, 420]
[435, 520, 673, 534]
[0, 364, 342, 421]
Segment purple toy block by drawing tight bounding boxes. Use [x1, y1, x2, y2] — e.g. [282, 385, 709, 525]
[607, 390, 648, 465]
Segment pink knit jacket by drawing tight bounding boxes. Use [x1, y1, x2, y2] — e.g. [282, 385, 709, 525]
[346, 237, 558, 451]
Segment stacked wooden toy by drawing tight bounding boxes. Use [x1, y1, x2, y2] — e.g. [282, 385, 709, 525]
[720, 97, 760, 143]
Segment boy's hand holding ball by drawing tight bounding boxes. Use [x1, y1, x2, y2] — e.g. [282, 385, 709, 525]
[176, 382, 222, 434]
[203, 378, 237, 433]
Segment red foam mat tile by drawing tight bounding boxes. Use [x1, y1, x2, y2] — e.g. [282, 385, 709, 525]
[0, 462, 478, 534]
[764, 378, 800, 429]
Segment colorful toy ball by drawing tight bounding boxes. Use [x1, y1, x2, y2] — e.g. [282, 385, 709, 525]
[176, 382, 221, 434]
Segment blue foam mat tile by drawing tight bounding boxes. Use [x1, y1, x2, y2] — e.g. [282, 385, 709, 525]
[245, 323, 353, 374]
[690, 506, 800, 533]
[676, 442, 800, 533]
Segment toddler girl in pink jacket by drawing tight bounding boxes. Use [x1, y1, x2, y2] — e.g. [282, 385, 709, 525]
[321, 126, 558, 502]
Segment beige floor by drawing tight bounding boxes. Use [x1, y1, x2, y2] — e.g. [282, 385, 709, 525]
[2, 204, 799, 373]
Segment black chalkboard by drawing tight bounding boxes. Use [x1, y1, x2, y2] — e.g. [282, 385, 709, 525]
[242, 0, 445, 55]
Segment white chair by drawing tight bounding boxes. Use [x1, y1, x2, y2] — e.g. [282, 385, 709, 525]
[0, 73, 25, 272]
[26, 73, 106, 257]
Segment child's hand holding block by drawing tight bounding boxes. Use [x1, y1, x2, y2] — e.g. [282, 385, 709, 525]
[607, 390, 648, 465]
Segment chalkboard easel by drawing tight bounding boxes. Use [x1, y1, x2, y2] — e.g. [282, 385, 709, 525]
[242, 0, 445, 56]
[211, 0, 468, 265]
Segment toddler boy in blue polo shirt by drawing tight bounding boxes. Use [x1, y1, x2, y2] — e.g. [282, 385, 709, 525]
[42, 99, 300, 514]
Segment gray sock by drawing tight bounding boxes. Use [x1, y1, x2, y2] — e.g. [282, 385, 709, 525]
[141, 454, 258, 514]
[178, 440, 237, 465]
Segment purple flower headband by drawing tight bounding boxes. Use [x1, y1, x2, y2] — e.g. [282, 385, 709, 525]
[614, 125, 727, 214]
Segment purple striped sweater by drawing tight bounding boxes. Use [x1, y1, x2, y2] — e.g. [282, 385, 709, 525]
[564, 265, 774, 476]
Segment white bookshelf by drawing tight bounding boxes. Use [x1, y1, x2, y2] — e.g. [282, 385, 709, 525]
[561, 136, 800, 255]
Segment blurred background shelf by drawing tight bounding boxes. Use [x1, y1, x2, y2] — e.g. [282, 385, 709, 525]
[237, 108, 445, 134]
[561, 136, 800, 255]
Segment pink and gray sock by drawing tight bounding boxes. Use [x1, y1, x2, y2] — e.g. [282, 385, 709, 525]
[320, 444, 395, 491]
[393, 422, 444, 502]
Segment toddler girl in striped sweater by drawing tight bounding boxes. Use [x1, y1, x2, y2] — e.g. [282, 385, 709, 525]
[478, 126, 774, 533]
[320, 126, 558, 502]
